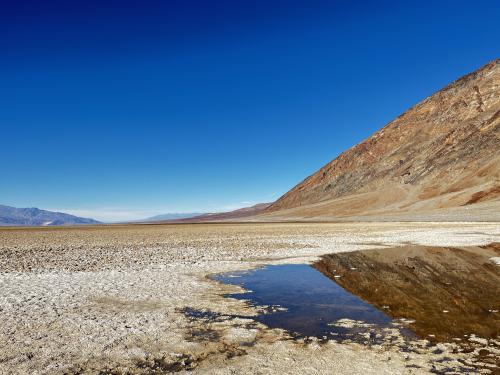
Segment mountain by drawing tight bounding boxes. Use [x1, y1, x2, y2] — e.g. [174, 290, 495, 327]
[162, 203, 271, 223]
[142, 213, 205, 222]
[264, 59, 500, 221]
[0, 205, 101, 226]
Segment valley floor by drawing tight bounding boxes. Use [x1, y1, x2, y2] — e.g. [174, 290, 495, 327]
[0, 222, 499, 374]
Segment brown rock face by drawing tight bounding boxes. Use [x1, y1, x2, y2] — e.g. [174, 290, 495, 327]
[267, 59, 500, 219]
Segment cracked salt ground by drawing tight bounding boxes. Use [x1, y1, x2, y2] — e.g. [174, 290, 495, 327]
[2, 223, 500, 374]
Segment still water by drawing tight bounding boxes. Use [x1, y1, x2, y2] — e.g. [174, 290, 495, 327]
[213, 264, 415, 343]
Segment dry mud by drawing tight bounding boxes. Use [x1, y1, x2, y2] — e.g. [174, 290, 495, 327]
[1, 222, 499, 374]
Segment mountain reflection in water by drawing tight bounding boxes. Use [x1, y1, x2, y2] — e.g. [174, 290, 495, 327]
[314, 243, 500, 343]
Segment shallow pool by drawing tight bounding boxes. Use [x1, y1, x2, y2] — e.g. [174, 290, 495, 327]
[212, 264, 415, 343]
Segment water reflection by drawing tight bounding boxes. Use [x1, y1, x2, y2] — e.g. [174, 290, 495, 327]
[314, 243, 500, 343]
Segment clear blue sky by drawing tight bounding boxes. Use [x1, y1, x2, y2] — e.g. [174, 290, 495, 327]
[1, 0, 499, 221]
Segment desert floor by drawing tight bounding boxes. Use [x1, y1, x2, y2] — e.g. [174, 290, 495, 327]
[1, 222, 499, 374]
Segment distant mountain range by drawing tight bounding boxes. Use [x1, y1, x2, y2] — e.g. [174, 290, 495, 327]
[139, 204, 271, 223]
[142, 213, 205, 222]
[188, 203, 271, 222]
[0, 205, 101, 226]
[162, 203, 272, 223]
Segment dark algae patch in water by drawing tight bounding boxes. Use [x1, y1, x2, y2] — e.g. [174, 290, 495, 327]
[213, 264, 416, 344]
[314, 243, 500, 344]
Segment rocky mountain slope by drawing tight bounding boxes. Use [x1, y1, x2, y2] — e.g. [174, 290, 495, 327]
[0, 205, 101, 226]
[265, 59, 500, 221]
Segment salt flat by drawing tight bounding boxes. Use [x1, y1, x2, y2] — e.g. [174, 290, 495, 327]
[1, 222, 499, 374]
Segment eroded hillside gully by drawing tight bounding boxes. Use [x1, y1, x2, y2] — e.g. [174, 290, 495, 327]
[186, 243, 500, 374]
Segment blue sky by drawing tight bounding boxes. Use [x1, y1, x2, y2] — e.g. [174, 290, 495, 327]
[1, 0, 499, 222]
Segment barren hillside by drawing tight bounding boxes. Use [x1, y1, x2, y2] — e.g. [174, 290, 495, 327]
[265, 59, 500, 221]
